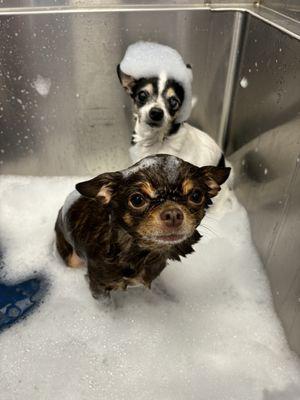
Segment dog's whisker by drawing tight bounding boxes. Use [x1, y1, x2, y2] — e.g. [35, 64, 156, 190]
[203, 215, 219, 223]
[199, 224, 219, 237]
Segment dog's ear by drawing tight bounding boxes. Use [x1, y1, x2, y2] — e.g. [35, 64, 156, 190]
[199, 166, 231, 197]
[186, 63, 192, 70]
[76, 172, 122, 204]
[117, 64, 136, 94]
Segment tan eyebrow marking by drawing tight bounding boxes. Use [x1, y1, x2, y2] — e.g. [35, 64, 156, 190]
[182, 179, 194, 195]
[166, 87, 176, 98]
[141, 83, 154, 95]
[138, 181, 156, 198]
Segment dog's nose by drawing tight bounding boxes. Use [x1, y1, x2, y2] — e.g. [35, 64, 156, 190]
[160, 207, 184, 228]
[149, 107, 164, 122]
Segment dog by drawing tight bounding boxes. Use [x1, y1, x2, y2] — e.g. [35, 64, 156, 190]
[117, 41, 229, 171]
[55, 154, 230, 298]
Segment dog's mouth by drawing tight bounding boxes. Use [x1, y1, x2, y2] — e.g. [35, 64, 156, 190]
[151, 234, 186, 244]
[147, 120, 164, 128]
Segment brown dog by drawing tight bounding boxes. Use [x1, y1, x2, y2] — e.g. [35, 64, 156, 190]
[55, 155, 230, 297]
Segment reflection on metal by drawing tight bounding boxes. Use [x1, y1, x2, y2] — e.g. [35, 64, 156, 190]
[230, 118, 300, 355]
[217, 11, 245, 148]
[227, 14, 300, 154]
[262, 0, 300, 23]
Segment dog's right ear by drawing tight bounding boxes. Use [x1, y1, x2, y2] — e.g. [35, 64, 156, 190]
[199, 166, 231, 198]
[117, 64, 136, 94]
[76, 172, 122, 204]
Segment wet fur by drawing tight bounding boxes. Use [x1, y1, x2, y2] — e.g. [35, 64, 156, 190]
[55, 155, 230, 298]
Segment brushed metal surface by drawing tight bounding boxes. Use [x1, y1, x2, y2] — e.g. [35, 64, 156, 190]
[230, 117, 300, 355]
[0, 9, 234, 175]
[0, 0, 253, 8]
[262, 0, 300, 21]
[226, 14, 300, 154]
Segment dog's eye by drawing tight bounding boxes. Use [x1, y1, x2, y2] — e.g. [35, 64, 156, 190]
[137, 90, 149, 103]
[169, 96, 180, 110]
[129, 193, 147, 208]
[188, 189, 203, 205]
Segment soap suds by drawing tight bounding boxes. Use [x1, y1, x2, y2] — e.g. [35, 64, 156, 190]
[31, 75, 51, 97]
[0, 176, 299, 400]
[240, 77, 249, 88]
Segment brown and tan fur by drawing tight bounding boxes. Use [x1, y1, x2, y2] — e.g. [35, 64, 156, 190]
[55, 154, 230, 298]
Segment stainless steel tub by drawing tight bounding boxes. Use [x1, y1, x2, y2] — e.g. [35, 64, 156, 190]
[0, 1, 299, 354]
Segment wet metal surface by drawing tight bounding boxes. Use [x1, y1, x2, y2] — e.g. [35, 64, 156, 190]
[230, 118, 300, 355]
[0, 10, 234, 175]
[226, 14, 300, 154]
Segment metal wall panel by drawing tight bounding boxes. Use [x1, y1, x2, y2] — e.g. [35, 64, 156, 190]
[230, 118, 300, 355]
[0, 10, 234, 176]
[0, 1, 254, 8]
[262, 0, 300, 21]
[226, 14, 300, 153]
[227, 11, 300, 355]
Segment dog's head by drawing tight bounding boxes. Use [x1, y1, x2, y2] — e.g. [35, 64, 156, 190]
[76, 155, 230, 250]
[117, 65, 191, 137]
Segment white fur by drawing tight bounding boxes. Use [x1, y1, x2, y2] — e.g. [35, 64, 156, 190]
[131, 122, 222, 166]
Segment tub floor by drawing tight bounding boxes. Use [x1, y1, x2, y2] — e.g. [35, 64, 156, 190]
[0, 176, 300, 400]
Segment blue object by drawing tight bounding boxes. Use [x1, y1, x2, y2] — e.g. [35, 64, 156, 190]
[0, 277, 46, 333]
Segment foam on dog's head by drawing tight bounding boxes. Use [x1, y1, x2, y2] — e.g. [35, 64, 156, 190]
[119, 41, 193, 123]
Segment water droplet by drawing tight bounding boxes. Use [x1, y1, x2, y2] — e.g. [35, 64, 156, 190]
[240, 77, 248, 88]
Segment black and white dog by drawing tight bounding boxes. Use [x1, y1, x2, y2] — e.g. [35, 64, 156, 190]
[117, 41, 228, 172]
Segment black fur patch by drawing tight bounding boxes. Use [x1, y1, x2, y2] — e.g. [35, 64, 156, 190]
[131, 78, 158, 107]
[168, 122, 181, 136]
[163, 79, 185, 117]
[217, 153, 225, 168]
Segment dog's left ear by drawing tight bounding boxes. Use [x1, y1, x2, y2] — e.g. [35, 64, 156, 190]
[76, 172, 122, 204]
[199, 166, 231, 197]
[117, 64, 136, 94]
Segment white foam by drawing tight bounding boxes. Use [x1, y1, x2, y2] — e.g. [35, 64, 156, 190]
[122, 155, 182, 184]
[120, 41, 193, 123]
[31, 75, 51, 97]
[240, 77, 249, 88]
[61, 189, 81, 220]
[0, 176, 300, 400]
[164, 155, 181, 183]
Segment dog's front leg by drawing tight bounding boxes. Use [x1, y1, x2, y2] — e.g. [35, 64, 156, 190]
[142, 260, 167, 289]
[86, 261, 110, 299]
